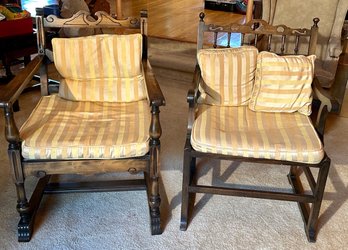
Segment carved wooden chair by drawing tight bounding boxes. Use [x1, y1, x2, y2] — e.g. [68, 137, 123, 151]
[180, 13, 338, 242]
[0, 10, 165, 242]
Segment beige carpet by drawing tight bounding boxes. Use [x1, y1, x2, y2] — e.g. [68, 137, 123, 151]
[1, 38, 348, 249]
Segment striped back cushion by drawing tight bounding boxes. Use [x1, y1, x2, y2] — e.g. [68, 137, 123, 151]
[52, 34, 146, 102]
[249, 51, 316, 115]
[197, 46, 258, 106]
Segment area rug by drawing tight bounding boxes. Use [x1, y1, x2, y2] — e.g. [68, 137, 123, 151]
[0, 38, 348, 249]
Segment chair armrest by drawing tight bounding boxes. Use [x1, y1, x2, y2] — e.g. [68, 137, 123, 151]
[0, 55, 44, 108]
[313, 77, 339, 113]
[187, 64, 202, 106]
[312, 77, 339, 138]
[142, 59, 165, 107]
[186, 64, 201, 135]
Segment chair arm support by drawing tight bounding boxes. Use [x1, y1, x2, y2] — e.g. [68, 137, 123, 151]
[186, 64, 201, 135]
[192, 64, 201, 90]
[142, 59, 166, 107]
[313, 77, 339, 113]
[312, 77, 339, 137]
[0, 55, 44, 108]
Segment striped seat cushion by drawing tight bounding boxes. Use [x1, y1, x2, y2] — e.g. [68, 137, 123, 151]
[197, 46, 258, 106]
[249, 51, 316, 115]
[191, 104, 324, 164]
[20, 95, 150, 160]
[58, 74, 146, 102]
[52, 34, 146, 102]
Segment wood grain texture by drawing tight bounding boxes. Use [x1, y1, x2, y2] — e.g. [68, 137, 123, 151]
[23, 159, 148, 177]
[119, 0, 245, 43]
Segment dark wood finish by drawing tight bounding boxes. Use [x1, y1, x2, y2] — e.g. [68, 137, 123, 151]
[43, 179, 147, 193]
[142, 59, 165, 107]
[0, 56, 43, 106]
[23, 158, 149, 177]
[0, 10, 165, 242]
[197, 12, 319, 56]
[180, 13, 334, 242]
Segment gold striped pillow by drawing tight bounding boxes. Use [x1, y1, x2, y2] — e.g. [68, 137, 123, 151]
[249, 51, 316, 115]
[52, 34, 146, 102]
[197, 46, 258, 106]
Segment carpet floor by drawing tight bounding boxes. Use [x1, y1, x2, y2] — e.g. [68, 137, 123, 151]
[0, 38, 348, 249]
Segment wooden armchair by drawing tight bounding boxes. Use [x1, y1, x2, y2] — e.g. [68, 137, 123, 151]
[180, 13, 338, 242]
[0, 10, 165, 242]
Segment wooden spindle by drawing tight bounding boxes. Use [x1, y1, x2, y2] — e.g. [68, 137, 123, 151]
[246, 0, 254, 23]
[213, 32, 218, 48]
[294, 35, 300, 54]
[227, 32, 231, 47]
[267, 35, 272, 51]
[241, 33, 245, 45]
[116, 0, 123, 19]
[281, 35, 286, 55]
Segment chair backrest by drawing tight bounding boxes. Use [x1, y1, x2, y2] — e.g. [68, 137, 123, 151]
[36, 10, 148, 96]
[196, 13, 319, 116]
[197, 12, 319, 56]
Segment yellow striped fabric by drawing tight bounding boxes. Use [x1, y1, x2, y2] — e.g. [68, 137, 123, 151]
[20, 95, 150, 160]
[197, 46, 258, 106]
[58, 74, 146, 102]
[249, 51, 316, 115]
[52, 34, 146, 102]
[191, 104, 324, 164]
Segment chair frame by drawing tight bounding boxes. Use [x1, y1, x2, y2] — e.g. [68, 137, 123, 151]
[0, 10, 165, 242]
[180, 13, 338, 242]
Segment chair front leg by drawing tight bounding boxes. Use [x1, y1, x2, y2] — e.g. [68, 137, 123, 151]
[8, 144, 32, 242]
[180, 139, 194, 231]
[4, 105, 30, 241]
[147, 105, 162, 235]
[306, 156, 331, 242]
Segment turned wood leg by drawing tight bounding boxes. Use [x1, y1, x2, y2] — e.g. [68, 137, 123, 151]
[4, 105, 31, 241]
[147, 105, 162, 235]
[8, 145, 32, 242]
[305, 156, 330, 242]
[147, 144, 162, 235]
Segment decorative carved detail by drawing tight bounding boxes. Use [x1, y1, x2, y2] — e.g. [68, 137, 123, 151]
[44, 10, 140, 28]
[18, 220, 32, 242]
[149, 194, 161, 235]
[207, 19, 312, 37]
[149, 105, 162, 146]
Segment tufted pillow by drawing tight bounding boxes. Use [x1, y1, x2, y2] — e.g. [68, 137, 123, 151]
[197, 46, 258, 106]
[52, 34, 146, 102]
[249, 51, 316, 115]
